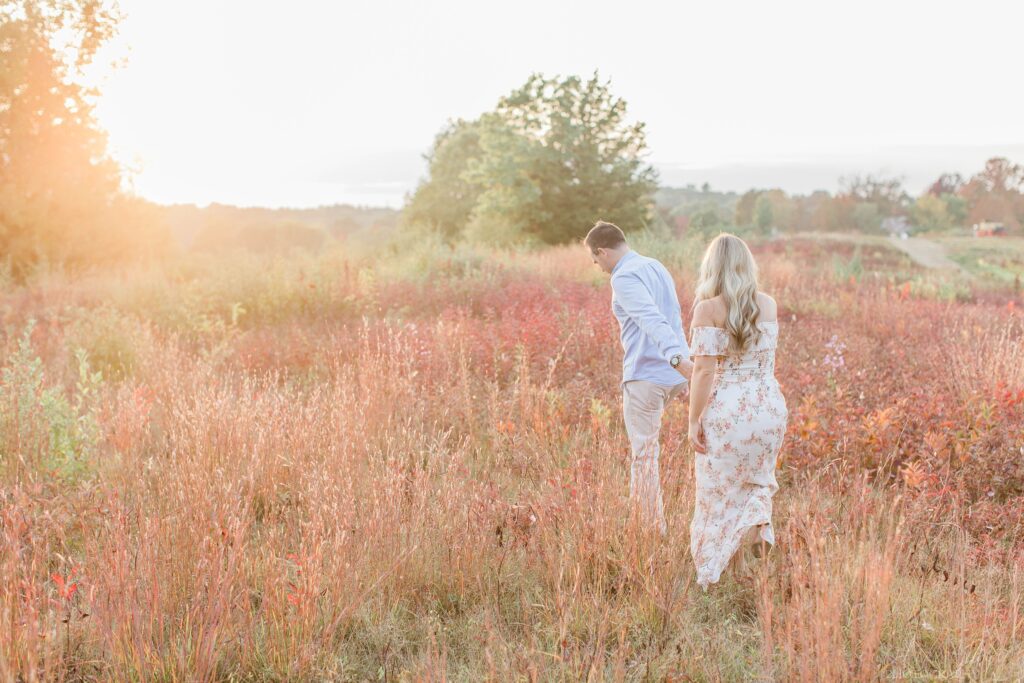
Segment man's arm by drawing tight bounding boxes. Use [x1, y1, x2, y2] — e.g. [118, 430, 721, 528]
[611, 271, 687, 362]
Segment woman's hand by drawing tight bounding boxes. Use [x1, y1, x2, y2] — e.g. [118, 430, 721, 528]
[688, 419, 706, 454]
[687, 351, 716, 454]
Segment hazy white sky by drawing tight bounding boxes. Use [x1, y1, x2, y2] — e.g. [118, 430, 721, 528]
[90, 0, 1024, 208]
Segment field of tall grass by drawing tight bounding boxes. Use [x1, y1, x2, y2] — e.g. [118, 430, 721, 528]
[1, 232, 1022, 681]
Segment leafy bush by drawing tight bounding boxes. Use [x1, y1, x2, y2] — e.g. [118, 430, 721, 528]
[832, 247, 864, 282]
[0, 321, 102, 483]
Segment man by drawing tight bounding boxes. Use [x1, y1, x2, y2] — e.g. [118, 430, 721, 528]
[585, 221, 694, 535]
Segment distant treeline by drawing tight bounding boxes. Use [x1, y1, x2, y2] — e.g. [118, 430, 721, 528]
[1, 0, 401, 281]
[3, 0, 1021, 283]
[655, 158, 1024, 237]
[166, 203, 399, 254]
[401, 71, 1023, 246]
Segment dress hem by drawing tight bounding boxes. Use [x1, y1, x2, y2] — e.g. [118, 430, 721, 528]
[695, 500, 775, 590]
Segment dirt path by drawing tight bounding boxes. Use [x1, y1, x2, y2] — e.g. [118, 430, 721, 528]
[886, 235, 969, 274]
[779, 231, 974, 277]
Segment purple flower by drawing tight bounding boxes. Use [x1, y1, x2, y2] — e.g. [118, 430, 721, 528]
[823, 334, 846, 370]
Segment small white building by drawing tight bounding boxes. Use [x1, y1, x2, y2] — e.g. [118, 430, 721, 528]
[881, 216, 910, 238]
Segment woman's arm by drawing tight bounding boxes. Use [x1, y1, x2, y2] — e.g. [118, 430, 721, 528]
[688, 356, 716, 453]
[687, 300, 720, 454]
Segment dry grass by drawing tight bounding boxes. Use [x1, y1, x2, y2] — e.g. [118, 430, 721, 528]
[1, 236, 1022, 681]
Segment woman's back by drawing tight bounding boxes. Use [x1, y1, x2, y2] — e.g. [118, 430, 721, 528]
[689, 292, 780, 382]
[688, 290, 788, 589]
[689, 319, 779, 382]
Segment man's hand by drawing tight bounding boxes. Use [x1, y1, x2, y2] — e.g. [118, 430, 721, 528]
[688, 419, 706, 454]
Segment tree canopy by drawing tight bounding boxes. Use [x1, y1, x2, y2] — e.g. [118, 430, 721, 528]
[404, 73, 658, 245]
[0, 0, 169, 279]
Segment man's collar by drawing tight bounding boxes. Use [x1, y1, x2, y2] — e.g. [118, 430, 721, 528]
[611, 248, 636, 275]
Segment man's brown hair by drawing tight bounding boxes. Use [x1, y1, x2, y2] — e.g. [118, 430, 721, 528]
[584, 221, 626, 252]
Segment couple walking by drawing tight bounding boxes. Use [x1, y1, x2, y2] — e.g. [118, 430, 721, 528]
[585, 221, 788, 591]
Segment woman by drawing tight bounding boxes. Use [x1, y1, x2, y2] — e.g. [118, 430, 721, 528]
[686, 233, 788, 590]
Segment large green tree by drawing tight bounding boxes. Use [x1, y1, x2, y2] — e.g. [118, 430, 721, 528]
[404, 73, 658, 245]
[0, 0, 168, 278]
[402, 119, 484, 242]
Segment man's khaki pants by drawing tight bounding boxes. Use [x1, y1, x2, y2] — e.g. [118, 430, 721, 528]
[623, 379, 686, 535]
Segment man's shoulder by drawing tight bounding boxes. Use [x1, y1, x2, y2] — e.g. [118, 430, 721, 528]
[631, 251, 671, 271]
[633, 253, 676, 285]
[612, 251, 656, 278]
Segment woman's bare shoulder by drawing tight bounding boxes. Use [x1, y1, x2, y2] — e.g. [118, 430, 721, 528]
[757, 291, 778, 321]
[692, 296, 726, 327]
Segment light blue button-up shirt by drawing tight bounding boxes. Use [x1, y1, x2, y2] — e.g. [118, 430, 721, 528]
[609, 249, 689, 388]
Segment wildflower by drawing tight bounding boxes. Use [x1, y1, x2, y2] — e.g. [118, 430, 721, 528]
[822, 334, 847, 370]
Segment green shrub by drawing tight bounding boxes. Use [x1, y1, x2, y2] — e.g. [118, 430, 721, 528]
[832, 247, 864, 282]
[0, 321, 102, 483]
[906, 274, 973, 302]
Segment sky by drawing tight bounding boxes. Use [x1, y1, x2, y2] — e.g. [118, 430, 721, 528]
[89, 0, 1024, 209]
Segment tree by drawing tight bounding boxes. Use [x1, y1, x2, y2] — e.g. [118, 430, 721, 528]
[927, 173, 964, 197]
[404, 72, 658, 245]
[792, 190, 833, 232]
[839, 174, 910, 216]
[734, 190, 760, 227]
[944, 193, 968, 226]
[761, 189, 796, 231]
[958, 157, 1024, 231]
[972, 157, 1023, 194]
[836, 174, 909, 232]
[0, 0, 169, 278]
[753, 194, 774, 233]
[402, 119, 483, 242]
[912, 194, 955, 231]
[687, 204, 725, 235]
[820, 195, 855, 232]
[851, 202, 881, 232]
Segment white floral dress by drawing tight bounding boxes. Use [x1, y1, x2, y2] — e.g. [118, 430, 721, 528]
[688, 320, 788, 589]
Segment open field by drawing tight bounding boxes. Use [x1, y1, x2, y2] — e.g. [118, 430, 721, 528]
[780, 230, 1024, 290]
[1, 234, 1023, 681]
[937, 235, 1024, 287]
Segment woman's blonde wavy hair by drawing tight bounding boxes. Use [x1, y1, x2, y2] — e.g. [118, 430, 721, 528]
[693, 233, 762, 354]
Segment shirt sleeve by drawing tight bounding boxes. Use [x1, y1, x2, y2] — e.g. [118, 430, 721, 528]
[611, 271, 686, 362]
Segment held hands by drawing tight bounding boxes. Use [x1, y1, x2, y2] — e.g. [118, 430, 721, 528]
[688, 418, 706, 454]
[675, 358, 695, 381]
